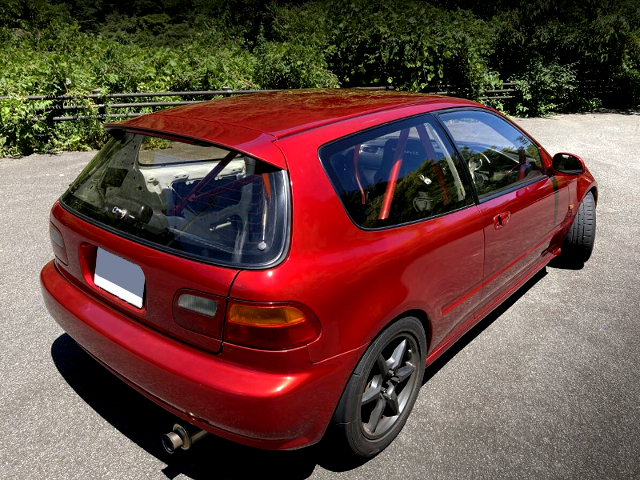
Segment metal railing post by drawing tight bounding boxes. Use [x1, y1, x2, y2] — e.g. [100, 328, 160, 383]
[91, 89, 105, 120]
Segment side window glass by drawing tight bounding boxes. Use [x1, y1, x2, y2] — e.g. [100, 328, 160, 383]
[439, 110, 545, 198]
[320, 115, 473, 229]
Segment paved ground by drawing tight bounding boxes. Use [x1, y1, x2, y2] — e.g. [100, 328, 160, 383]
[1, 112, 639, 479]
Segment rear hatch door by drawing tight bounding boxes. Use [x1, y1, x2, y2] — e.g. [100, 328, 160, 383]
[51, 130, 289, 353]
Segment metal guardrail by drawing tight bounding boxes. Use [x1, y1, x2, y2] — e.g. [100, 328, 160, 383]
[0, 84, 517, 123]
[432, 82, 516, 101]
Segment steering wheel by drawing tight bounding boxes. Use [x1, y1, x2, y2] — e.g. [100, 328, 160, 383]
[503, 162, 530, 185]
[467, 151, 491, 183]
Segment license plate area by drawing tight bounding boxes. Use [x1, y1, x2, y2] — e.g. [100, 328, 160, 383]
[94, 247, 145, 308]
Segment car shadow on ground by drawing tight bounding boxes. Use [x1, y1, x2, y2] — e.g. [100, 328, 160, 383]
[51, 268, 547, 479]
[547, 255, 585, 270]
[422, 268, 547, 385]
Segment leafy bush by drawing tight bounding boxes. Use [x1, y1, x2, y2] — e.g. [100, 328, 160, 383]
[324, 0, 500, 96]
[0, 97, 104, 156]
[254, 3, 339, 89]
[1, 0, 639, 156]
[0, 3, 257, 155]
[491, 1, 640, 114]
[254, 38, 340, 89]
[512, 60, 578, 117]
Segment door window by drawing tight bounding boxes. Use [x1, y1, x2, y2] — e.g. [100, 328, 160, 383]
[320, 115, 473, 229]
[439, 110, 545, 199]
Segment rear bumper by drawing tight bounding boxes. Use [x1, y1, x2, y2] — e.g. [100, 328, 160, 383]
[41, 260, 363, 450]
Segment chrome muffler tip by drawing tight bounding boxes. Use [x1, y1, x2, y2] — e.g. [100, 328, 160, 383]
[162, 431, 183, 454]
[162, 423, 209, 454]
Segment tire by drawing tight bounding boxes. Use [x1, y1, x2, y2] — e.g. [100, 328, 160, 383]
[331, 316, 427, 457]
[562, 191, 596, 264]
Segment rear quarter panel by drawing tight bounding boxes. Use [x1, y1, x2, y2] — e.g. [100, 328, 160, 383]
[230, 104, 486, 363]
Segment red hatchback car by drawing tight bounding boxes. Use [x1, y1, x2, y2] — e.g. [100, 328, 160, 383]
[41, 90, 597, 457]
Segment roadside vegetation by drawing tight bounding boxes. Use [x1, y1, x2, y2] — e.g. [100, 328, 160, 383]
[1, 0, 639, 156]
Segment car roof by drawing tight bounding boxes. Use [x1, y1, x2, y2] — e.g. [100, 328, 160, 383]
[110, 89, 480, 169]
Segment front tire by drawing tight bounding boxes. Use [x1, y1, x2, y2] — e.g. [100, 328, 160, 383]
[562, 191, 596, 264]
[332, 317, 427, 457]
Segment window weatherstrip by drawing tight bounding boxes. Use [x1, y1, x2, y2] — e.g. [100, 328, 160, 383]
[477, 175, 548, 203]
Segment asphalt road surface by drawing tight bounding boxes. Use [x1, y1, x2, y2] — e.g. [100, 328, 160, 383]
[1, 112, 639, 479]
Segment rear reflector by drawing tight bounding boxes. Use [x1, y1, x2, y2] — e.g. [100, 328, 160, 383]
[49, 223, 68, 265]
[50, 224, 64, 248]
[173, 290, 225, 339]
[178, 294, 218, 317]
[225, 301, 321, 350]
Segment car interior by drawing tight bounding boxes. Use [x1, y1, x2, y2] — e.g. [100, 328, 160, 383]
[68, 134, 284, 264]
[326, 123, 468, 227]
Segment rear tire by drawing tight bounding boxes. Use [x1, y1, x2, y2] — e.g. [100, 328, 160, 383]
[331, 317, 426, 457]
[562, 191, 596, 264]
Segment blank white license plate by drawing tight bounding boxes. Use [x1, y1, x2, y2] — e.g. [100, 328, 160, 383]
[94, 248, 145, 308]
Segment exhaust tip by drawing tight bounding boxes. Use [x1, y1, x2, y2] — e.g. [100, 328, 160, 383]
[162, 423, 209, 454]
[162, 431, 183, 454]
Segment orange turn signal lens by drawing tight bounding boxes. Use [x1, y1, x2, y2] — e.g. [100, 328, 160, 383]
[228, 304, 306, 327]
[225, 301, 321, 350]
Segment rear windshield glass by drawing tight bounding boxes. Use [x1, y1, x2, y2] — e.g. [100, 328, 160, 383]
[61, 132, 289, 268]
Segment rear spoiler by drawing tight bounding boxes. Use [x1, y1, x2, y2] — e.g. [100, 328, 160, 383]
[104, 115, 288, 170]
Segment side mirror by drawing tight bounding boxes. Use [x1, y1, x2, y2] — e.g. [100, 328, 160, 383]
[552, 152, 585, 174]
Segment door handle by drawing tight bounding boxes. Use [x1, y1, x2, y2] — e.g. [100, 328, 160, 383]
[493, 211, 511, 229]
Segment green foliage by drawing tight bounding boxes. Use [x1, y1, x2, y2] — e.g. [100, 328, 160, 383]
[0, 2, 257, 156]
[1, 0, 640, 156]
[254, 3, 339, 89]
[254, 38, 340, 89]
[0, 98, 47, 156]
[491, 0, 640, 112]
[325, 0, 500, 97]
[512, 60, 578, 117]
[0, 96, 104, 156]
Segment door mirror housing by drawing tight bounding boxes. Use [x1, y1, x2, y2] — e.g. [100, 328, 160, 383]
[552, 152, 585, 174]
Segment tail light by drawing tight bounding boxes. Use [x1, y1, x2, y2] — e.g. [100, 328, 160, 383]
[49, 223, 68, 265]
[224, 300, 321, 350]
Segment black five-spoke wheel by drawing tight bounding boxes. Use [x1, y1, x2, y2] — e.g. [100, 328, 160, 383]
[332, 316, 426, 457]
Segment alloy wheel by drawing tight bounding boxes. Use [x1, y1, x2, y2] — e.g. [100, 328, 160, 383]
[359, 334, 420, 439]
